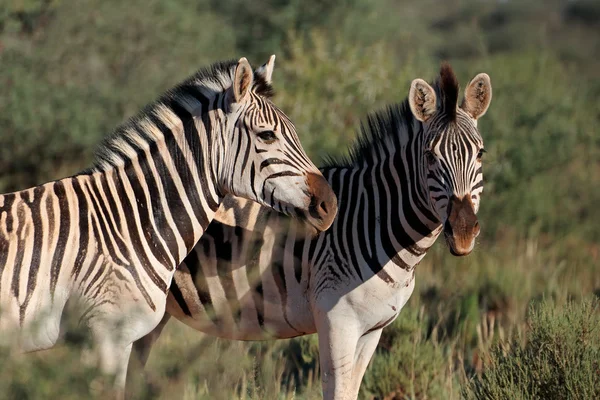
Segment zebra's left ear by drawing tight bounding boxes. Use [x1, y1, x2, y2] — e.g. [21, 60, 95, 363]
[460, 73, 492, 120]
[232, 57, 254, 103]
[409, 79, 437, 122]
[255, 54, 276, 84]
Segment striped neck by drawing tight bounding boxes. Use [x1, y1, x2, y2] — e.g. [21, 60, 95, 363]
[326, 138, 441, 274]
[322, 102, 444, 274]
[89, 120, 222, 271]
[80, 77, 239, 267]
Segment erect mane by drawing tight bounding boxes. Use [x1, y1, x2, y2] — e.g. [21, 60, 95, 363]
[324, 63, 460, 168]
[435, 62, 459, 122]
[323, 100, 416, 168]
[88, 59, 274, 173]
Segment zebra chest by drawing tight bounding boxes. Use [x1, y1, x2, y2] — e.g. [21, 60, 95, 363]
[349, 267, 416, 332]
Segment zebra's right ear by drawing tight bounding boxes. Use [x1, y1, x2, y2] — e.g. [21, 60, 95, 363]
[255, 54, 276, 84]
[460, 73, 492, 120]
[409, 79, 437, 122]
[232, 57, 254, 103]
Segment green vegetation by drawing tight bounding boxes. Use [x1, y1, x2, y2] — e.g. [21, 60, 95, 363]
[1, 0, 599, 398]
[463, 298, 600, 400]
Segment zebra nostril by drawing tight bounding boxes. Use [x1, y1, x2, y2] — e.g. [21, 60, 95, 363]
[319, 201, 328, 215]
[309, 196, 331, 220]
[305, 172, 338, 230]
[308, 198, 321, 220]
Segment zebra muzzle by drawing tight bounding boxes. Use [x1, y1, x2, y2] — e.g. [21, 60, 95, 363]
[305, 173, 338, 231]
[444, 195, 480, 256]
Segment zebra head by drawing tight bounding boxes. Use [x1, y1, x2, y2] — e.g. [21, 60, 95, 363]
[220, 56, 337, 232]
[408, 64, 492, 256]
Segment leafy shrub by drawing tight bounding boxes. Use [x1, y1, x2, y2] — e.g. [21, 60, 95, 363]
[274, 29, 433, 163]
[462, 298, 600, 400]
[360, 308, 457, 400]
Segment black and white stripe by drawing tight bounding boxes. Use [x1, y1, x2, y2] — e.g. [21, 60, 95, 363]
[133, 64, 493, 400]
[0, 56, 335, 391]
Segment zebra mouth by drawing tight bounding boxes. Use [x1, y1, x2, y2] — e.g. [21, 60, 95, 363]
[443, 195, 479, 256]
[443, 225, 475, 256]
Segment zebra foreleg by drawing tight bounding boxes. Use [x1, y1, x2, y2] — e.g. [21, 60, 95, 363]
[316, 316, 362, 400]
[130, 312, 171, 368]
[125, 313, 171, 396]
[88, 333, 132, 400]
[347, 328, 383, 398]
[87, 311, 140, 397]
[94, 334, 133, 392]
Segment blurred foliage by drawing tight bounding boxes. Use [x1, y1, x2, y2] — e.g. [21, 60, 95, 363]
[360, 308, 457, 399]
[462, 298, 600, 400]
[1, 0, 600, 399]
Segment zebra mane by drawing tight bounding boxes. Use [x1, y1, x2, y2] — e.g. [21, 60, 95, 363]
[323, 100, 415, 168]
[88, 59, 274, 172]
[436, 62, 459, 122]
[324, 64, 460, 168]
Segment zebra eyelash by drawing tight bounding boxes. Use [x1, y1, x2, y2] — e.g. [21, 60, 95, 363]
[257, 130, 277, 144]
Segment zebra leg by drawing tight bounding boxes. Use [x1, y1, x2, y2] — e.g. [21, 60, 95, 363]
[125, 313, 171, 396]
[131, 312, 171, 368]
[113, 344, 133, 399]
[132, 313, 171, 368]
[347, 329, 383, 398]
[316, 316, 361, 400]
[94, 334, 133, 389]
[90, 330, 132, 400]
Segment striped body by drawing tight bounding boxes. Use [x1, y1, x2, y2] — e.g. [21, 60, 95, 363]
[0, 56, 336, 392]
[166, 160, 440, 341]
[134, 65, 493, 400]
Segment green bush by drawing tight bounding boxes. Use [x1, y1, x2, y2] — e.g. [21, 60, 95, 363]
[274, 29, 433, 162]
[360, 308, 457, 400]
[462, 298, 600, 400]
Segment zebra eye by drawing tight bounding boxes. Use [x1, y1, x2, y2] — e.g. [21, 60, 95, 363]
[425, 150, 436, 166]
[257, 130, 277, 144]
[477, 148, 486, 160]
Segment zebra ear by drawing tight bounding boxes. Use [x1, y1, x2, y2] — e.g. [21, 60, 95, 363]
[255, 54, 276, 84]
[409, 79, 437, 122]
[233, 57, 254, 103]
[460, 73, 492, 120]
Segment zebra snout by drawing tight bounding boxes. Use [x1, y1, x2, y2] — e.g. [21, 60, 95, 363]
[308, 196, 330, 220]
[305, 173, 338, 231]
[444, 195, 479, 256]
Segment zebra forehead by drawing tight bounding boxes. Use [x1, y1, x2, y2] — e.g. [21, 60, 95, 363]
[257, 98, 294, 125]
[429, 123, 481, 150]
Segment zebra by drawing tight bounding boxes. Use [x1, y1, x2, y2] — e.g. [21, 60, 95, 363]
[132, 64, 493, 399]
[0, 55, 337, 392]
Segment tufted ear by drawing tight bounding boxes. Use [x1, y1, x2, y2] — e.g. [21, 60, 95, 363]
[255, 54, 276, 84]
[232, 57, 254, 103]
[460, 73, 492, 119]
[409, 79, 437, 122]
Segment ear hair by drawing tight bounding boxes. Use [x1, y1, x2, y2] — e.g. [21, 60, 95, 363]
[233, 57, 254, 103]
[409, 79, 437, 122]
[461, 73, 492, 119]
